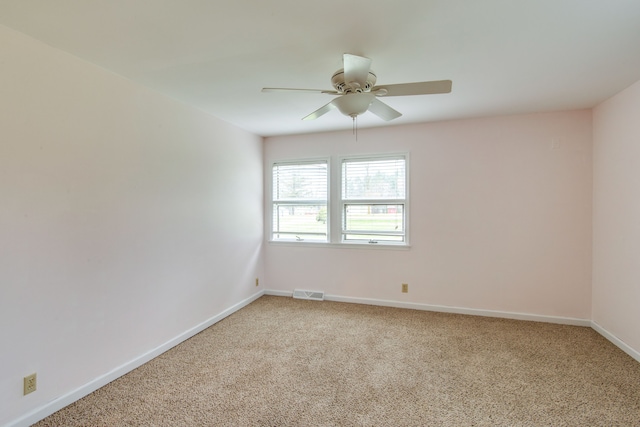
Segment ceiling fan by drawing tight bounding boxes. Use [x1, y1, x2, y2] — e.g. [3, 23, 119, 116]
[262, 53, 452, 122]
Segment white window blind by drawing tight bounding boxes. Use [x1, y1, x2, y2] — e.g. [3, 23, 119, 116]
[341, 156, 407, 243]
[272, 160, 328, 242]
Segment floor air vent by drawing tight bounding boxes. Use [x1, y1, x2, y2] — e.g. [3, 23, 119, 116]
[292, 289, 325, 301]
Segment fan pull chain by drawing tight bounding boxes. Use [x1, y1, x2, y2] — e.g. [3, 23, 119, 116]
[352, 115, 358, 141]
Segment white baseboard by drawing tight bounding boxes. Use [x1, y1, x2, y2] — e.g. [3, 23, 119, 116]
[591, 321, 640, 363]
[265, 289, 590, 326]
[265, 289, 293, 297]
[322, 294, 592, 326]
[8, 290, 265, 427]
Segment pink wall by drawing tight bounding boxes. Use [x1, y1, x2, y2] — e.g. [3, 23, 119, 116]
[593, 79, 640, 356]
[6, 16, 638, 425]
[0, 26, 264, 426]
[264, 111, 593, 320]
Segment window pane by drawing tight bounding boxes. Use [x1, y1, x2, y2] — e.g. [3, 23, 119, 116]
[344, 204, 404, 233]
[342, 158, 405, 200]
[273, 162, 327, 201]
[272, 160, 328, 242]
[341, 155, 407, 244]
[272, 204, 327, 241]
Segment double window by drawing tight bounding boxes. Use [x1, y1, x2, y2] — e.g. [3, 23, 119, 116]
[271, 154, 408, 245]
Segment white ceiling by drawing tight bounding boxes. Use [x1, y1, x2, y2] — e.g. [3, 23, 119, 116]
[1, 0, 640, 137]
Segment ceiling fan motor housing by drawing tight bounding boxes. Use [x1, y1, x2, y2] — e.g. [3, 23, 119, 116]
[331, 69, 377, 93]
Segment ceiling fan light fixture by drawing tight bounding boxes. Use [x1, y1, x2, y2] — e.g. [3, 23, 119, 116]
[334, 93, 375, 118]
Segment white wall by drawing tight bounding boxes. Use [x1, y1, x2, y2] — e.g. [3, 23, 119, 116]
[592, 79, 640, 357]
[0, 25, 264, 426]
[264, 111, 593, 320]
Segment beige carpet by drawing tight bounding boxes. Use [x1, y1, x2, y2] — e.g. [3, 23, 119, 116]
[35, 296, 640, 426]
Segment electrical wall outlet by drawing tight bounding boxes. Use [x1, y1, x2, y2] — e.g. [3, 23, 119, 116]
[255, 278, 259, 287]
[24, 373, 37, 395]
[402, 283, 408, 293]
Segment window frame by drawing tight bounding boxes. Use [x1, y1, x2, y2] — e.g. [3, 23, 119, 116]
[339, 153, 409, 246]
[270, 158, 330, 243]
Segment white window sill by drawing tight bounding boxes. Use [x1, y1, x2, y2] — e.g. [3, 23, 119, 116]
[268, 240, 411, 250]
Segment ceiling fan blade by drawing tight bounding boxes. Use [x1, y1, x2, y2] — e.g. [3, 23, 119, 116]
[368, 98, 402, 121]
[262, 87, 339, 95]
[372, 80, 452, 97]
[302, 100, 337, 121]
[343, 54, 372, 88]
